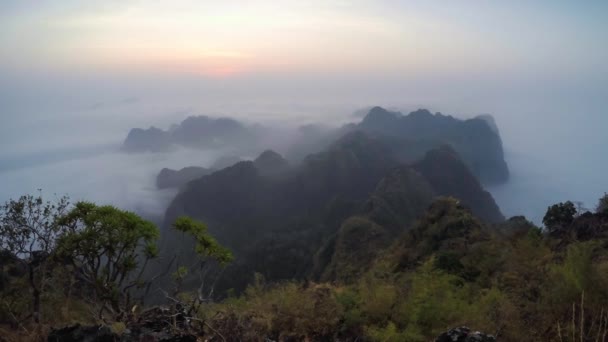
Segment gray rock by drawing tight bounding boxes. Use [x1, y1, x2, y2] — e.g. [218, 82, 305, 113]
[435, 326, 496, 342]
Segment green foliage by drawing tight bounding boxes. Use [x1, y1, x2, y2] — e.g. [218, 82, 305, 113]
[393, 259, 470, 339]
[0, 196, 233, 335]
[597, 192, 608, 214]
[56, 201, 160, 316]
[390, 197, 486, 271]
[321, 217, 390, 283]
[366, 321, 409, 342]
[335, 288, 364, 331]
[172, 266, 189, 281]
[358, 275, 397, 325]
[0, 193, 71, 324]
[543, 201, 577, 230]
[526, 225, 543, 244]
[546, 242, 599, 306]
[172, 216, 233, 264]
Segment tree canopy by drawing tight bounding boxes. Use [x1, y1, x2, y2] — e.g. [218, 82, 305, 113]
[56, 201, 159, 317]
[542, 201, 577, 231]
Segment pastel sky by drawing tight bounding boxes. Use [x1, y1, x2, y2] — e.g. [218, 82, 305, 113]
[1, 1, 606, 79]
[1, 1, 607, 222]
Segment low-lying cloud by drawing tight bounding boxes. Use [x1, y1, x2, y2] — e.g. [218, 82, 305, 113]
[1, 76, 607, 226]
[0, 146, 228, 223]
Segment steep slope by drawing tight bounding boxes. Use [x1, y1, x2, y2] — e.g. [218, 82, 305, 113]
[315, 145, 504, 282]
[317, 167, 435, 282]
[385, 197, 490, 272]
[414, 146, 504, 223]
[160, 131, 505, 292]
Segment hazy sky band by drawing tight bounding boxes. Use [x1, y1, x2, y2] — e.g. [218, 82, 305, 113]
[1, 1, 607, 78]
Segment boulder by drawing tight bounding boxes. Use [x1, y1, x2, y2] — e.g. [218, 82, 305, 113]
[436, 326, 496, 342]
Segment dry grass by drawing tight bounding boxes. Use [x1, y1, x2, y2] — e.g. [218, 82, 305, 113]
[0, 324, 50, 342]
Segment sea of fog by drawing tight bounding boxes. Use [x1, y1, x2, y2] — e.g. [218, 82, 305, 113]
[0, 147, 230, 223]
[1, 100, 606, 226]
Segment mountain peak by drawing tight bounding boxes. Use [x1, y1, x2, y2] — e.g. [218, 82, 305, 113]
[474, 114, 499, 134]
[254, 149, 288, 175]
[408, 108, 433, 118]
[122, 126, 171, 152]
[361, 106, 399, 127]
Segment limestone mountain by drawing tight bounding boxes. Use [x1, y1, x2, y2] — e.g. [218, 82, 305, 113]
[253, 150, 289, 176]
[160, 131, 504, 292]
[170, 116, 253, 149]
[314, 145, 504, 283]
[122, 127, 172, 153]
[122, 115, 257, 152]
[355, 106, 509, 184]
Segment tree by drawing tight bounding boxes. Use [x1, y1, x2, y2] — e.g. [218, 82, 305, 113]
[0, 193, 70, 324]
[56, 202, 159, 319]
[172, 216, 233, 266]
[596, 193, 608, 215]
[543, 201, 577, 232]
[171, 217, 233, 298]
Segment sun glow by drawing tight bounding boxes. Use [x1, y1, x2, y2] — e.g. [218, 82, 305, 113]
[2, 1, 605, 79]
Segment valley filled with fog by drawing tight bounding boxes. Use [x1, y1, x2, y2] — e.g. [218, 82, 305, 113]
[1, 86, 606, 225]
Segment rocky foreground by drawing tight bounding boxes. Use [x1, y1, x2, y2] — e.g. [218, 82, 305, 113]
[49, 317, 496, 342]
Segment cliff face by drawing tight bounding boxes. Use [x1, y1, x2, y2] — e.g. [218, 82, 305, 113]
[414, 145, 505, 223]
[357, 107, 509, 184]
